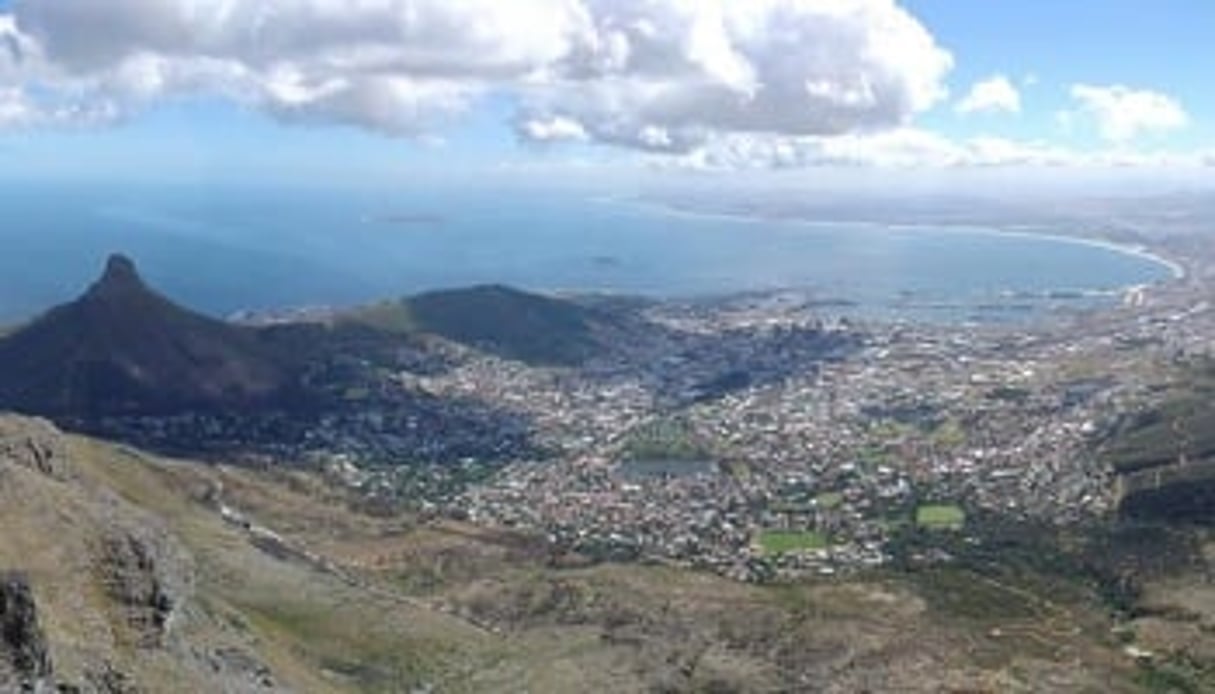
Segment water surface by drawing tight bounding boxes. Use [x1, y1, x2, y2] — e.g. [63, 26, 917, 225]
[0, 183, 1172, 324]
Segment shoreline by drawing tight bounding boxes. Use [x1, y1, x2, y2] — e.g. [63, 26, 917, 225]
[617, 197, 1188, 284]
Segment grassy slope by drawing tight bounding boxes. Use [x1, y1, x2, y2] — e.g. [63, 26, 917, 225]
[345, 285, 606, 366]
[69, 441, 500, 693]
[1, 429, 503, 692]
[1104, 361, 1215, 474]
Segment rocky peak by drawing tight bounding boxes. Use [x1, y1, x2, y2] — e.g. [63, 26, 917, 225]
[84, 254, 150, 300]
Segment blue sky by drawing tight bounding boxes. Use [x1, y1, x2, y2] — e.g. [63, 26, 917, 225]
[1, 1, 1212, 187]
[908, 0, 1215, 149]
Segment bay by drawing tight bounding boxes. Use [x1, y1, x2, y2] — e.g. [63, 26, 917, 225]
[0, 183, 1173, 324]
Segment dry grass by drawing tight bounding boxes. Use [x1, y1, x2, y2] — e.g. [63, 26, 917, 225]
[1, 421, 1153, 692]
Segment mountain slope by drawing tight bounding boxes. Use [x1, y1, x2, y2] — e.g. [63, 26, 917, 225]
[348, 284, 612, 366]
[0, 415, 1164, 692]
[0, 413, 504, 692]
[0, 255, 291, 416]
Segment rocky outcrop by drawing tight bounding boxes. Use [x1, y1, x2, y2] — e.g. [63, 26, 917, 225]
[0, 416, 70, 481]
[0, 572, 53, 690]
[0, 415, 290, 691]
[98, 533, 179, 649]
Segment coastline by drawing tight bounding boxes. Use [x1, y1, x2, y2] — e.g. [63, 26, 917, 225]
[617, 197, 1188, 284]
[959, 225, 1187, 282]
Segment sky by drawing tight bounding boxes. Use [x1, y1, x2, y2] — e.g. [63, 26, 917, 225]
[0, 0, 1212, 189]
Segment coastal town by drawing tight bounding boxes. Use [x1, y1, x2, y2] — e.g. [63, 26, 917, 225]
[445, 277, 1212, 580]
[34, 214, 1215, 583]
[271, 229, 1210, 582]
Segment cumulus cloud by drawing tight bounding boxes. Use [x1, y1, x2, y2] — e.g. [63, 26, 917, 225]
[1, 0, 952, 149]
[15, 0, 590, 78]
[526, 0, 954, 151]
[1068, 84, 1188, 142]
[8, 0, 592, 133]
[955, 75, 1020, 115]
[7, 1, 1203, 172]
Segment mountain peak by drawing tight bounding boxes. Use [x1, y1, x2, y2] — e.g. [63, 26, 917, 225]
[0, 252, 291, 416]
[87, 253, 148, 298]
[101, 253, 141, 284]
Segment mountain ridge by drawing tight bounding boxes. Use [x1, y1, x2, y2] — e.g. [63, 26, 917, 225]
[0, 254, 292, 417]
[345, 283, 615, 366]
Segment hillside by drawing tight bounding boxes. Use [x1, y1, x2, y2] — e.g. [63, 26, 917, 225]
[0, 415, 1171, 692]
[0, 255, 293, 417]
[347, 285, 613, 366]
[0, 414, 499, 692]
[1101, 359, 1215, 520]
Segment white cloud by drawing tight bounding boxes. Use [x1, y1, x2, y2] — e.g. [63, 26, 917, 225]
[518, 115, 589, 143]
[1068, 84, 1188, 142]
[8, 0, 591, 133]
[955, 74, 1020, 115]
[527, 0, 954, 151]
[14, 0, 590, 78]
[670, 129, 1210, 172]
[2, 0, 953, 150]
[0, 87, 33, 127]
[5, 2, 1207, 173]
[0, 16, 39, 125]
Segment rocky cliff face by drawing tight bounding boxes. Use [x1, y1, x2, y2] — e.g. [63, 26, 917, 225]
[98, 531, 178, 649]
[0, 572, 52, 691]
[0, 415, 270, 692]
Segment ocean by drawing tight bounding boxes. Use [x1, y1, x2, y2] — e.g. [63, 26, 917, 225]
[0, 182, 1174, 324]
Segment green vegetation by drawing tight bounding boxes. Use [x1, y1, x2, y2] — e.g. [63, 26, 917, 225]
[855, 443, 891, 470]
[986, 385, 1031, 402]
[1103, 359, 1215, 474]
[619, 417, 712, 463]
[930, 419, 967, 449]
[815, 492, 844, 510]
[915, 504, 966, 530]
[911, 567, 1044, 622]
[1134, 655, 1215, 694]
[348, 299, 420, 334]
[758, 530, 828, 555]
[1100, 359, 1215, 520]
[344, 284, 608, 365]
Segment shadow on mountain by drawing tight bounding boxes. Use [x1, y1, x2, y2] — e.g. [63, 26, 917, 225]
[342, 284, 620, 366]
[0, 255, 537, 465]
[0, 255, 295, 417]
